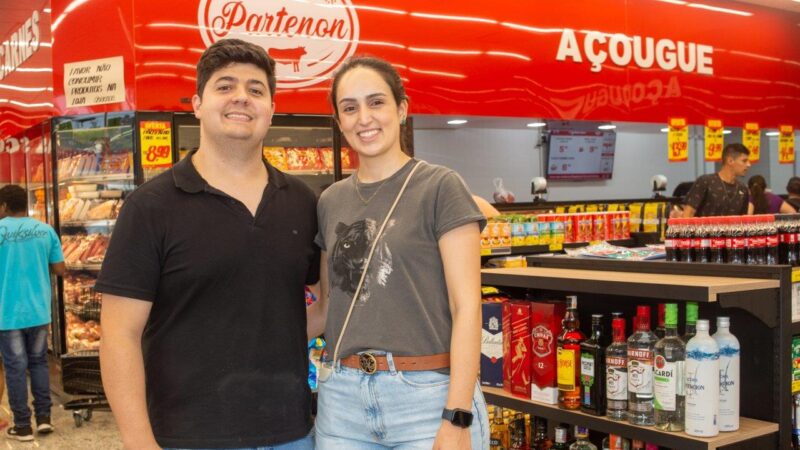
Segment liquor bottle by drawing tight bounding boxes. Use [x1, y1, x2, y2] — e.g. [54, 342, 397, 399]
[525, 414, 532, 447]
[630, 440, 644, 450]
[654, 303, 685, 431]
[558, 296, 586, 410]
[601, 435, 630, 450]
[627, 305, 657, 426]
[490, 406, 510, 449]
[509, 412, 530, 450]
[552, 426, 570, 450]
[685, 319, 720, 437]
[682, 302, 698, 342]
[655, 304, 666, 339]
[533, 417, 552, 450]
[580, 314, 606, 415]
[606, 316, 628, 420]
[569, 426, 597, 450]
[713, 316, 740, 431]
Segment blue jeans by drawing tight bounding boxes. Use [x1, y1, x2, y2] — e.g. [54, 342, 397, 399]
[0, 325, 51, 428]
[315, 357, 489, 449]
[165, 430, 314, 450]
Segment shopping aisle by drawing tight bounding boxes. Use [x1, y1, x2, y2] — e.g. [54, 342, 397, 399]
[0, 378, 121, 449]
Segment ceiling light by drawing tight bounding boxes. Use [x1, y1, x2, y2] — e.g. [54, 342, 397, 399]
[766, 131, 780, 136]
[527, 122, 546, 128]
[447, 119, 468, 125]
[598, 124, 617, 130]
[722, 130, 732, 134]
[660, 128, 669, 132]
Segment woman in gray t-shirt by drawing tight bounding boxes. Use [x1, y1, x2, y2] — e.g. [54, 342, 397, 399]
[308, 56, 489, 449]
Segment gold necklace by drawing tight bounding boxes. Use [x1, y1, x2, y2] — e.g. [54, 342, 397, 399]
[353, 174, 389, 205]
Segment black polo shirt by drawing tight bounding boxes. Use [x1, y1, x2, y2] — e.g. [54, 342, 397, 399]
[95, 152, 320, 448]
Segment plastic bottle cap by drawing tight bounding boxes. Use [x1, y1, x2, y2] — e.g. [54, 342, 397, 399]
[696, 319, 710, 331]
[717, 316, 730, 328]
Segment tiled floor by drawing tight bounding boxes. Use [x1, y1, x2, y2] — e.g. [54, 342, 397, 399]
[0, 375, 122, 450]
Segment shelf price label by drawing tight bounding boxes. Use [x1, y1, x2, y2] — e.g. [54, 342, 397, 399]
[779, 125, 795, 165]
[704, 119, 723, 162]
[743, 122, 760, 163]
[140, 121, 173, 169]
[668, 118, 688, 162]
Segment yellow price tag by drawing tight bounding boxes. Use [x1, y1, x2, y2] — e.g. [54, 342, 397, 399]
[549, 243, 563, 252]
[792, 268, 800, 283]
[480, 248, 492, 256]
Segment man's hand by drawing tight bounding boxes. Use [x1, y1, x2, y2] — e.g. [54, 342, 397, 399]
[432, 421, 471, 450]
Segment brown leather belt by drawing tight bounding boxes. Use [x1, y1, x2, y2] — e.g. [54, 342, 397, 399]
[340, 352, 450, 374]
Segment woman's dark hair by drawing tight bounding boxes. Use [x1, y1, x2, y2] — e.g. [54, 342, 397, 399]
[196, 39, 277, 99]
[0, 185, 27, 213]
[787, 177, 800, 196]
[748, 174, 768, 214]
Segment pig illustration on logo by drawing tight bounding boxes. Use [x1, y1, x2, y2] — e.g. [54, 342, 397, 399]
[198, 0, 360, 88]
[268, 47, 307, 73]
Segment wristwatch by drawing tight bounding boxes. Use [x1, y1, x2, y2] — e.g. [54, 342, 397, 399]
[441, 408, 474, 428]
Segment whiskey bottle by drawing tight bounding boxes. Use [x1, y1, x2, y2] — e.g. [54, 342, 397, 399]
[558, 296, 586, 410]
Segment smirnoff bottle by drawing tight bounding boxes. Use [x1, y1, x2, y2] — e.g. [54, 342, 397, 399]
[654, 303, 685, 431]
[605, 316, 628, 420]
[682, 302, 698, 342]
[713, 316, 740, 431]
[685, 319, 720, 437]
[580, 314, 605, 415]
[557, 296, 586, 410]
[627, 305, 657, 426]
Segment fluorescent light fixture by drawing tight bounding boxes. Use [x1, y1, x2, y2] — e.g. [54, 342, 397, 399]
[766, 131, 780, 136]
[527, 122, 547, 128]
[660, 128, 670, 132]
[598, 124, 617, 130]
[686, 3, 753, 16]
[722, 130, 732, 134]
[447, 119, 468, 125]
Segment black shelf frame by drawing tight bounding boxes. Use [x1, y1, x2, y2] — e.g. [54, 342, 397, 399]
[481, 257, 791, 449]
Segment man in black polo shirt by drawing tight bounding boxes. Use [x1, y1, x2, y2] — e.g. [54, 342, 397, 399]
[683, 143, 751, 217]
[97, 39, 319, 449]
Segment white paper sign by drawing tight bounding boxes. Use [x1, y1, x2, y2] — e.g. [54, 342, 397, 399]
[64, 56, 125, 107]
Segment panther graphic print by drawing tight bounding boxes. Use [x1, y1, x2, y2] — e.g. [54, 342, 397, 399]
[330, 218, 393, 303]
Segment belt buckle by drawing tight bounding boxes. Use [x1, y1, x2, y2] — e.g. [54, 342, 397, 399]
[358, 352, 377, 374]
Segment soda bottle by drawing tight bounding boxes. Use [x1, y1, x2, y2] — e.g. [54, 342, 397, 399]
[765, 215, 779, 265]
[664, 218, 679, 262]
[726, 216, 746, 264]
[709, 217, 727, 264]
[695, 217, 711, 263]
[745, 216, 766, 265]
[678, 218, 694, 263]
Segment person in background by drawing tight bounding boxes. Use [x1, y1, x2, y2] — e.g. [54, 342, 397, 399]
[308, 55, 489, 450]
[98, 39, 319, 449]
[683, 143, 751, 217]
[748, 175, 796, 215]
[786, 177, 800, 211]
[0, 185, 64, 441]
[669, 181, 694, 219]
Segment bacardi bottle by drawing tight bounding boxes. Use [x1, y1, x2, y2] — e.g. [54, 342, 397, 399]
[713, 316, 740, 431]
[654, 303, 685, 431]
[606, 316, 628, 420]
[627, 305, 657, 426]
[569, 427, 597, 450]
[558, 296, 586, 410]
[685, 319, 720, 437]
[682, 302, 698, 342]
[580, 314, 606, 415]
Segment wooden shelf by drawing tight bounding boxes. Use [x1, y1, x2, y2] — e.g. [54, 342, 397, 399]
[481, 266, 779, 302]
[482, 387, 778, 450]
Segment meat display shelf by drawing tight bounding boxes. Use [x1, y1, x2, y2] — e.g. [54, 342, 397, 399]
[288, 168, 356, 176]
[66, 264, 103, 272]
[26, 182, 46, 190]
[61, 220, 116, 228]
[58, 173, 134, 185]
[482, 387, 778, 450]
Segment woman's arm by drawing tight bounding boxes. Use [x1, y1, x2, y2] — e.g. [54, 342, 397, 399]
[306, 251, 329, 340]
[434, 222, 481, 450]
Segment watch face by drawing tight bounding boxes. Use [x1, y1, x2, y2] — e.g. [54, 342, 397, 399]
[451, 409, 474, 428]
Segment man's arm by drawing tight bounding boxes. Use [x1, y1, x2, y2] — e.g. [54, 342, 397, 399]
[100, 294, 160, 450]
[682, 205, 696, 218]
[49, 262, 66, 277]
[306, 252, 328, 340]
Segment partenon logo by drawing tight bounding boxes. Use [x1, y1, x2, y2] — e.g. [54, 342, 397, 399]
[198, 0, 360, 88]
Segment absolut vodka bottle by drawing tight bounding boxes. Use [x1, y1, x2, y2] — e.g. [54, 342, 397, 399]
[627, 305, 657, 426]
[654, 303, 685, 431]
[713, 316, 740, 431]
[685, 319, 720, 437]
[606, 316, 628, 420]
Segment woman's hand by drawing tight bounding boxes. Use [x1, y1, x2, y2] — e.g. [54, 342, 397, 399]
[432, 421, 471, 450]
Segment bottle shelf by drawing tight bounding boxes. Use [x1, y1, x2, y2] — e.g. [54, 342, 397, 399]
[481, 266, 778, 303]
[482, 386, 778, 450]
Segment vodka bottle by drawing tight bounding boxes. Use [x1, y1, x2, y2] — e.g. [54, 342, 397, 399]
[685, 319, 720, 437]
[569, 426, 597, 450]
[627, 305, 657, 426]
[713, 316, 740, 431]
[654, 303, 685, 431]
[605, 316, 628, 420]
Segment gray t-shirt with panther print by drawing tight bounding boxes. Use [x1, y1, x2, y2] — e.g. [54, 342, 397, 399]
[315, 159, 486, 360]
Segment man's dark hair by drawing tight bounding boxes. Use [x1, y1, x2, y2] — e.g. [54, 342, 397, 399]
[0, 185, 27, 213]
[196, 39, 277, 99]
[721, 143, 750, 164]
[787, 177, 800, 196]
